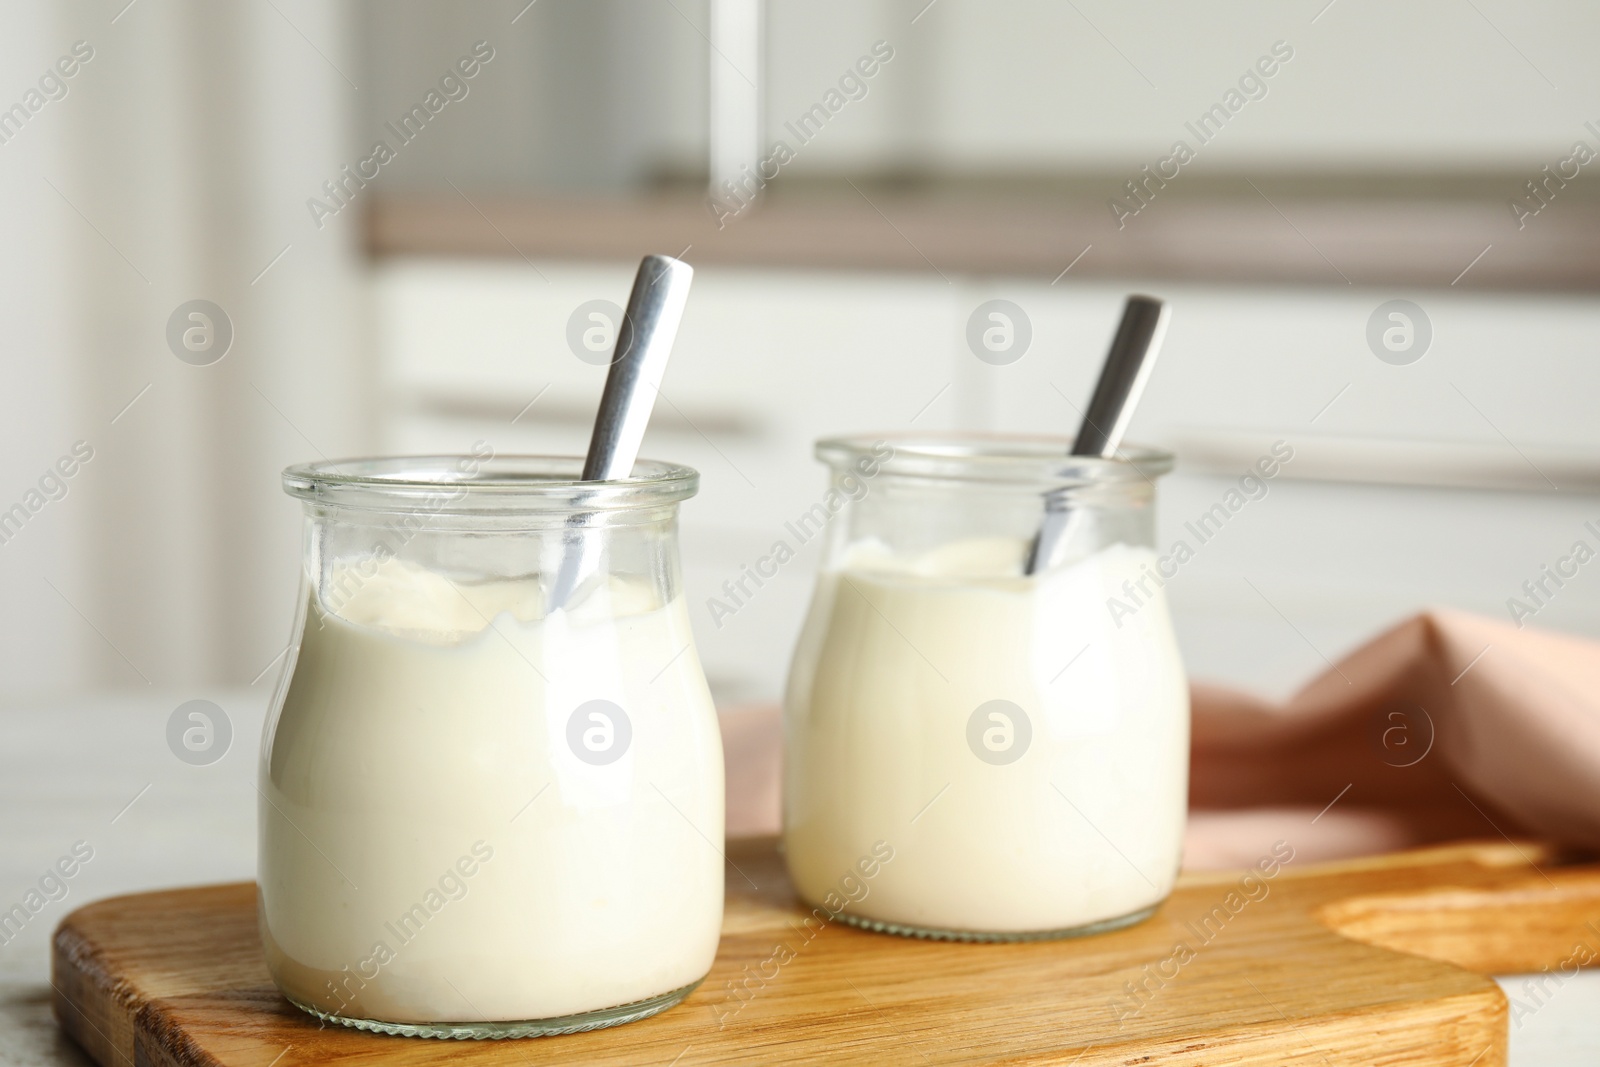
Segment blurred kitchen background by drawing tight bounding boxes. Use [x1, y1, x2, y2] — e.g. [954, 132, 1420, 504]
[4, 0, 1599, 711]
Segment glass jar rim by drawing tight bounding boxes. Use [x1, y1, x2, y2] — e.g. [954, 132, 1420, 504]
[815, 433, 1173, 487]
[282, 455, 699, 515]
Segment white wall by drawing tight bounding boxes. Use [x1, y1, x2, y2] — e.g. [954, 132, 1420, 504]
[0, 6, 86, 693]
[766, 0, 1600, 172]
[358, 0, 1600, 186]
[0, 0, 370, 702]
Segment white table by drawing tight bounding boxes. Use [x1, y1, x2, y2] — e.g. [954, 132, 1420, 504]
[1, 691, 1595, 1065]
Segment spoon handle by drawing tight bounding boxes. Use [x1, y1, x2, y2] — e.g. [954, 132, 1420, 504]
[548, 255, 694, 611]
[583, 255, 695, 480]
[1024, 295, 1169, 575]
[1071, 295, 1168, 458]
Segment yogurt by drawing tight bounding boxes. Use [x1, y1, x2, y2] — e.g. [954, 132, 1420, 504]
[783, 536, 1188, 936]
[259, 557, 724, 1025]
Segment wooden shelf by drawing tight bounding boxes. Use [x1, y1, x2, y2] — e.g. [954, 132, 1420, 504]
[366, 174, 1600, 291]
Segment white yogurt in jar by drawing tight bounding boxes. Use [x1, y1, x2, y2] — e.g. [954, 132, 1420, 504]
[259, 558, 724, 1024]
[783, 536, 1188, 936]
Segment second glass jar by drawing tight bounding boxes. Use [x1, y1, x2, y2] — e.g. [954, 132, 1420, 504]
[783, 434, 1188, 940]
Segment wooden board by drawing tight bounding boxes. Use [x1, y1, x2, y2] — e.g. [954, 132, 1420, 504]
[52, 838, 1600, 1067]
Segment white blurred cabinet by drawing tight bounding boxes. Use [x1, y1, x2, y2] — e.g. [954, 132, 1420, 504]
[375, 260, 1600, 704]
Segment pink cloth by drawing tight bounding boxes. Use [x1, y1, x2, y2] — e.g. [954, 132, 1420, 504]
[718, 610, 1600, 870]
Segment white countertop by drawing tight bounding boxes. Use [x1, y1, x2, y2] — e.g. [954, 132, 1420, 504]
[1, 690, 1595, 1066]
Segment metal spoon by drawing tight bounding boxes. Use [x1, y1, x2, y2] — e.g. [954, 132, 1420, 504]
[546, 254, 694, 611]
[1023, 295, 1170, 575]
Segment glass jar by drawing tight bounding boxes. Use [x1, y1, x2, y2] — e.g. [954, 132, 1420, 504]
[259, 454, 724, 1039]
[783, 434, 1187, 941]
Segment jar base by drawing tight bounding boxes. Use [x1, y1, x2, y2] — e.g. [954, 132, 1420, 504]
[284, 978, 703, 1040]
[831, 901, 1162, 943]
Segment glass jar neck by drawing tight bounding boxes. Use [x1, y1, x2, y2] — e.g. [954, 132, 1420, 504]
[284, 455, 696, 629]
[812, 434, 1171, 567]
[816, 433, 1170, 502]
[283, 454, 699, 529]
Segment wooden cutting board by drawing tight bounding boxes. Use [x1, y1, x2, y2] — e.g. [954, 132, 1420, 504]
[52, 838, 1600, 1067]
